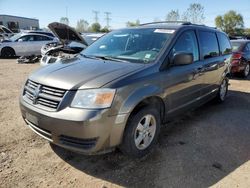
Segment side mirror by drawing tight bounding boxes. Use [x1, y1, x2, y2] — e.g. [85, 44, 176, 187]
[18, 38, 23, 42]
[173, 52, 193, 65]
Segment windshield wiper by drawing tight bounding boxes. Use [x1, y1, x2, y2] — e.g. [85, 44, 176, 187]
[96, 56, 129, 63]
[80, 54, 128, 63]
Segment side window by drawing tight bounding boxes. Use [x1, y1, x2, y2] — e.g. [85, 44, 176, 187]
[35, 35, 52, 41]
[217, 33, 232, 55]
[19, 35, 35, 41]
[199, 31, 219, 59]
[172, 30, 199, 61]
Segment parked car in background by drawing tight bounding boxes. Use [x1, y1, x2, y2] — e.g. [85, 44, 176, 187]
[20, 22, 231, 158]
[230, 40, 250, 77]
[0, 25, 14, 40]
[0, 32, 56, 57]
[40, 22, 104, 66]
[24, 30, 55, 38]
[82, 33, 105, 45]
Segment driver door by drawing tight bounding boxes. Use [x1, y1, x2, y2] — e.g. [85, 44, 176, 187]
[162, 30, 205, 117]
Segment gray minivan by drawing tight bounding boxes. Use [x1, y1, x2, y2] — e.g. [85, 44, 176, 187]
[20, 22, 232, 158]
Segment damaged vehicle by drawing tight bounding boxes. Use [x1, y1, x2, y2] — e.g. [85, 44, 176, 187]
[40, 22, 90, 66]
[0, 32, 56, 57]
[20, 22, 231, 158]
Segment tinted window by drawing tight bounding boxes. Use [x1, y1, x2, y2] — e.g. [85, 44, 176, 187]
[19, 35, 35, 41]
[34, 35, 52, 41]
[199, 31, 219, 59]
[231, 41, 243, 52]
[172, 30, 199, 61]
[217, 33, 232, 55]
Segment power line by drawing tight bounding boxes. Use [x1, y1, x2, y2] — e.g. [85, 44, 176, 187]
[104, 12, 111, 28]
[92, 10, 99, 23]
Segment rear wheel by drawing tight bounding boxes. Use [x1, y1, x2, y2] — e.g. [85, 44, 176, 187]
[216, 78, 228, 103]
[1, 47, 15, 58]
[120, 107, 161, 158]
[242, 64, 250, 78]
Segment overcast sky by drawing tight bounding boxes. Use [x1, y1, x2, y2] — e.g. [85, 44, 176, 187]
[0, 0, 250, 29]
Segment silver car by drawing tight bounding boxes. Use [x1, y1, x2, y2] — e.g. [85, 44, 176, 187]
[0, 33, 56, 57]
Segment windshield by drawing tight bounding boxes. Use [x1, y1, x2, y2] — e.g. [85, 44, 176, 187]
[231, 42, 243, 52]
[81, 28, 174, 63]
[9, 33, 22, 42]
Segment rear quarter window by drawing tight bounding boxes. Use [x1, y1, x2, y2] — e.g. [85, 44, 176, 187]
[217, 33, 232, 55]
[199, 31, 219, 59]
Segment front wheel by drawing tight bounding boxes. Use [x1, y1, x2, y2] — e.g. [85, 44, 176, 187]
[216, 78, 228, 103]
[1, 47, 15, 58]
[120, 107, 161, 158]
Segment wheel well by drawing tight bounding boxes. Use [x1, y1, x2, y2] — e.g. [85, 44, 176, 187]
[1, 46, 15, 55]
[129, 96, 165, 123]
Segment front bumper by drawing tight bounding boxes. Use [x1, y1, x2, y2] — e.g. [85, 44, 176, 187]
[20, 97, 128, 154]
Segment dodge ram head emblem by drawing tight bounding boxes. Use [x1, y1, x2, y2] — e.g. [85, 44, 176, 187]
[33, 85, 41, 104]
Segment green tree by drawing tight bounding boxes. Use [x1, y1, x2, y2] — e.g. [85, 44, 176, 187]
[244, 28, 250, 36]
[89, 23, 101, 32]
[76, 19, 89, 32]
[166, 10, 180, 21]
[182, 3, 205, 24]
[215, 10, 244, 36]
[60, 17, 69, 25]
[126, 20, 140, 27]
[100, 27, 110, 33]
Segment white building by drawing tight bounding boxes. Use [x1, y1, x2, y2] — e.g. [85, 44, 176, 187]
[0, 15, 39, 32]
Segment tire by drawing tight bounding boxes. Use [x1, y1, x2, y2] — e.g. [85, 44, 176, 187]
[120, 106, 161, 158]
[1, 47, 15, 58]
[242, 63, 250, 78]
[215, 78, 228, 103]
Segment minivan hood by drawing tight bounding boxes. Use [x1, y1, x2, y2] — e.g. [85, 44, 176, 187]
[48, 22, 88, 46]
[29, 57, 144, 90]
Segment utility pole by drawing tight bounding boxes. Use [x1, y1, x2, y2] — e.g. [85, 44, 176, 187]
[92, 10, 99, 23]
[104, 12, 111, 28]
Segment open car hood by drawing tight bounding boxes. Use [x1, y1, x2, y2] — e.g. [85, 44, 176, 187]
[48, 22, 88, 46]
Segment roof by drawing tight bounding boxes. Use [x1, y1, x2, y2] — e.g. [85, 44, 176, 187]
[0, 14, 39, 21]
[126, 21, 218, 32]
[19, 32, 54, 38]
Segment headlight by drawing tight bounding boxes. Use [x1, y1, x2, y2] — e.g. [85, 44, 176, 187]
[71, 88, 116, 109]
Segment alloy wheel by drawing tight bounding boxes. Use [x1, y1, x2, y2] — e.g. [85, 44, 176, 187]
[134, 114, 156, 150]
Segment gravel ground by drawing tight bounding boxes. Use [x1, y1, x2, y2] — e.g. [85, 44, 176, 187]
[0, 59, 250, 188]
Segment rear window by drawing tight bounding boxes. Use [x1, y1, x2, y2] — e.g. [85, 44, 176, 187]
[217, 33, 232, 55]
[199, 31, 219, 59]
[231, 42, 243, 52]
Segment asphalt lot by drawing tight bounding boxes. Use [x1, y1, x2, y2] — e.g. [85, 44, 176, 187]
[0, 59, 250, 188]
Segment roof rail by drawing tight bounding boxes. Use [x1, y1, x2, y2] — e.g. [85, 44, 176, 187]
[140, 21, 192, 26]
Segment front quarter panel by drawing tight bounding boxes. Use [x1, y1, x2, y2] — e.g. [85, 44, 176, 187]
[114, 84, 163, 115]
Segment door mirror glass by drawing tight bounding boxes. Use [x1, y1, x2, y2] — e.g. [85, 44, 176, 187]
[173, 52, 193, 65]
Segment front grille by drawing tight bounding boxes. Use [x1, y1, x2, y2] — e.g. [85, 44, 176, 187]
[23, 79, 66, 111]
[59, 135, 97, 150]
[42, 55, 47, 62]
